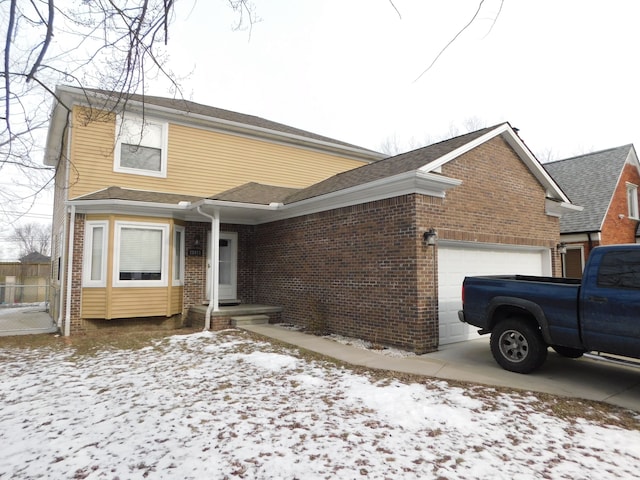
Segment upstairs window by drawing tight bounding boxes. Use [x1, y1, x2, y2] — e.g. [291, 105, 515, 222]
[115, 114, 168, 178]
[627, 183, 639, 219]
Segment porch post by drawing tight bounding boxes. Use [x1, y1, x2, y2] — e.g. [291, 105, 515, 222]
[211, 212, 220, 313]
[197, 206, 220, 330]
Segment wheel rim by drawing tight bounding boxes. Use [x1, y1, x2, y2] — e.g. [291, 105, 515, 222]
[498, 329, 529, 363]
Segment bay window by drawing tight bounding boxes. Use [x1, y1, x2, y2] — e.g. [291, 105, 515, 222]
[114, 222, 169, 287]
[83, 221, 108, 287]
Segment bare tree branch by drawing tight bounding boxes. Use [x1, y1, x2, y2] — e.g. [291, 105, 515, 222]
[414, 0, 499, 82]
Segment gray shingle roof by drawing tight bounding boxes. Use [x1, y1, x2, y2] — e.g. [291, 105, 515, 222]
[284, 125, 502, 204]
[79, 87, 377, 153]
[210, 183, 300, 205]
[544, 145, 633, 233]
[73, 186, 203, 204]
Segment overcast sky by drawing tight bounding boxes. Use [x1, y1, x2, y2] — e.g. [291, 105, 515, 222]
[2, 0, 639, 259]
[162, 0, 640, 159]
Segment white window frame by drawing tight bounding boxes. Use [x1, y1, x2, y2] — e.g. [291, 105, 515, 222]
[173, 225, 185, 286]
[113, 221, 169, 287]
[83, 221, 109, 287]
[114, 113, 168, 178]
[627, 182, 639, 220]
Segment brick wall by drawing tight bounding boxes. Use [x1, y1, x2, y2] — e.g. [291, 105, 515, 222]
[251, 136, 562, 353]
[601, 162, 640, 245]
[184, 222, 208, 312]
[254, 195, 433, 352]
[69, 213, 85, 334]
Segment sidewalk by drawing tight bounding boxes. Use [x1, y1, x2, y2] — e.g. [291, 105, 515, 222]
[241, 324, 640, 412]
[0, 304, 59, 336]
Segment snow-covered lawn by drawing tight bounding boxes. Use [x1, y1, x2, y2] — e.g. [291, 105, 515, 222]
[1, 329, 638, 479]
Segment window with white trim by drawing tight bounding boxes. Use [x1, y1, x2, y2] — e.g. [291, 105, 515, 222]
[114, 222, 169, 287]
[83, 221, 108, 287]
[627, 183, 639, 219]
[173, 226, 185, 286]
[114, 114, 168, 177]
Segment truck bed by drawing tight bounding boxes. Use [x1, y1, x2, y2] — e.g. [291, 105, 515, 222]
[476, 274, 582, 286]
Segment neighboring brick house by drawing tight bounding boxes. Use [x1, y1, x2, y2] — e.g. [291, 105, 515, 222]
[544, 145, 640, 278]
[44, 86, 577, 352]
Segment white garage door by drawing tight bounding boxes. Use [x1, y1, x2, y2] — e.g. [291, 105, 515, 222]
[437, 243, 549, 345]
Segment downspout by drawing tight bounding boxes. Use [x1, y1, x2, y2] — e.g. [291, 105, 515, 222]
[64, 204, 76, 336]
[57, 120, 72, 329]
[196, 206, 220, 330]
[57, 207, 68, 329]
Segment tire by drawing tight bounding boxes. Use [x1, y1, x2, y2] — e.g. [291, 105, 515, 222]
[551, 345, 585, 358]
[490, 318, 548, 374]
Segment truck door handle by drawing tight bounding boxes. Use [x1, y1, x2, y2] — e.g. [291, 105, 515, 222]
[588, 296, 608, 303]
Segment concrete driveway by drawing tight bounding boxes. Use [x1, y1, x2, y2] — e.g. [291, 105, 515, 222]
[242, 325, 640, 412]
[0, 304, 59, 336]
[425, 336, 640, 411]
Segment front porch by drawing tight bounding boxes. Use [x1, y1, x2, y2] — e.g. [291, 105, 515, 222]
[186, 304, 283, 330]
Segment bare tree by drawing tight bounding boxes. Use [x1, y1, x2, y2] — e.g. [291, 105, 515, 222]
[10, 222, 52, 257]
[379, 117, 488, 156]
[1, 0, 256, 220]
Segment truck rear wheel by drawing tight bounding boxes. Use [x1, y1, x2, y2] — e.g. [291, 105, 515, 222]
[490, 318, 548, 373]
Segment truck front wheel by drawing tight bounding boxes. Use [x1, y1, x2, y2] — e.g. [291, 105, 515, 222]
[490, 319, 548, 373]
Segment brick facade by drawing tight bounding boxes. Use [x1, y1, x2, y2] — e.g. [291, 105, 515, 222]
[61, 136, 563, 348]
[601, 162, 640, 245]
[248, 137, 562, 353]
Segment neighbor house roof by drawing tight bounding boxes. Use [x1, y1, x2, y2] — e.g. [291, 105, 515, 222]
[544, 145, 635, 233]
[19, 252, 51, 264]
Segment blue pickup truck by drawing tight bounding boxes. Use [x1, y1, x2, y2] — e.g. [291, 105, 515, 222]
[458, 244, 640, 373]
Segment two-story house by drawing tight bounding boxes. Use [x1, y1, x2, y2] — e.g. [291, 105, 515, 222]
[45, 86, 577, 352]
[544, 145, 640, 277]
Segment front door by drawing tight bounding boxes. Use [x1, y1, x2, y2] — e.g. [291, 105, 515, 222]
[206, 231, 238, 301]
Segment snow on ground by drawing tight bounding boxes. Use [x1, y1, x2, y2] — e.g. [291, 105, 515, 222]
[1, 330, 639, 479]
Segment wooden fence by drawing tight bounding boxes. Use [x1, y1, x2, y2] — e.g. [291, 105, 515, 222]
[0, 262, 51, 304]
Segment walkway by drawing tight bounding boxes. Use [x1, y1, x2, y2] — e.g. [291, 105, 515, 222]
[241, 324, 640, 412]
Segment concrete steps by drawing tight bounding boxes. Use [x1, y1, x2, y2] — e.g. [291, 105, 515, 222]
[231, 314, 270, 327]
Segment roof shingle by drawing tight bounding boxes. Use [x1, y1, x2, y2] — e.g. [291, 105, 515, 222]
[544, 145, 633, 233]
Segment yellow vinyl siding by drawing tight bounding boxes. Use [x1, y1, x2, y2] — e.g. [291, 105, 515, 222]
[81, 288, 108, 318]
[170, 286, 183, 314]
[110, 288, 168, 318]
[68, 106, 368, 199]
[81, 214, 183, 320]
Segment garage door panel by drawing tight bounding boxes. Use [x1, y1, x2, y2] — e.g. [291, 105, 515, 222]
[437, 245, 545, 345]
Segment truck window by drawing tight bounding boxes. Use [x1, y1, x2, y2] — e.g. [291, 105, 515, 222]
[597, 250, 640, 289]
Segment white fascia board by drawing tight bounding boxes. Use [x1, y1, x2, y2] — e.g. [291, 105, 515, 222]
[264, 170, 462, 223]
[545, 199, 583, 218]
[66, 198, 192, 217]
[419, 123, 572, 204]
[560, 232, 601, 243]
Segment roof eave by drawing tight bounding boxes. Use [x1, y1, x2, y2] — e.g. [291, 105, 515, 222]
[546, 199, 583, 218]
[53, 86, 384, 163]
[420, 123, 573, 204]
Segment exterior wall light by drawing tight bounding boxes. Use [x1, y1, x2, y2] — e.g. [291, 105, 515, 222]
[557, 242, 567, 255]
[423, 228, 438, 246]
